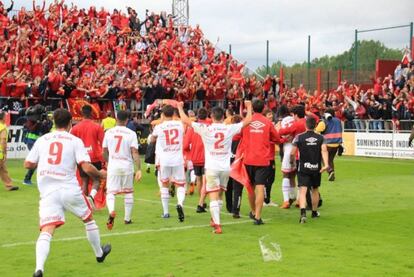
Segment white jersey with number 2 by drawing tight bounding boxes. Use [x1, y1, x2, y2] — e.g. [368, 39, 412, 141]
[153, 120, 184, 167]
[25, 131, 91, 198]
[103, 126, 139, 176]
[192, 122, 243, 171]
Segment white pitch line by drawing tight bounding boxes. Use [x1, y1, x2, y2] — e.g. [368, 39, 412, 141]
[1, 219, 259, 248]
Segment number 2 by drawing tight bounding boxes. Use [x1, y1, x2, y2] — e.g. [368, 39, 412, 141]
[114, 135, 123, 153]
[214, 132, 225, 149]
[163, 129, 179, 145]
[48, 142, 63, 165]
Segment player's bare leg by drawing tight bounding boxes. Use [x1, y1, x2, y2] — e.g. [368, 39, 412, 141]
[248, 190, 256, 219]
[289, 172, 298, 207]
[176, 183, 186, 222]
[254, 185, 265, 225]
[196, 175, 207, 213]
[124, 193, 134, 224]
[299, 186, 308, 224]
[209, 190, 223, 234]
[106, 193, 116, 230]
[311, 188, 320, 218]
[281, 172, 291, 209]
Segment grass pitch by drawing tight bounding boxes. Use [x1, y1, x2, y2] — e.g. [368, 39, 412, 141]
[0, 156, 413, 277]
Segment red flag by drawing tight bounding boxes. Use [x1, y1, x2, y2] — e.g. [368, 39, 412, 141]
[230, 138, 254, 195]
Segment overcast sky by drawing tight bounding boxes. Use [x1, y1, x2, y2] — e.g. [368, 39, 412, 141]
[9, 0, 414, 70]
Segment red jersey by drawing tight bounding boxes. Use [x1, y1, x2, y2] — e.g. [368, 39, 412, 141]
[241, 113, 280, 166]
[71, 119, 104, 162]
[279, 118, 306, 138]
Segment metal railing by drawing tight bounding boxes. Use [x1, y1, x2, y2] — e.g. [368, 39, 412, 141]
[343, 119, 413, 133]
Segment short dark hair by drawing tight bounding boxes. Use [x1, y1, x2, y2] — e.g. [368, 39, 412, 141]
[81, 105, 93, 118]
[278, 105, 290, 118]
[197, 108, 208, 120]
[117, 110, 129, 122]
[54, 108, 72, 129]
[291, 105, 305, 118]
[306, 116, 317, 129]
[252, 99, 265, 113]
[211, 107, 225, 121]
[231, 114, 242, 124]
[0, 111, 5, 120]
[325, 108, 335, 117]
[162, 105, 174, 117]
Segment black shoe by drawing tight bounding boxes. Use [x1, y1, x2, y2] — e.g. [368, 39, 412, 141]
[196, 205, 207, 213]
[124, 220, 133, 224]
[312, 211, 320, 218]
[253, 218, 264, 225]
[232, 213, 240, 219]
[328, 171, 335, 181]
[33, 270, 43, 277]
[96, 244, 112, 263]
[169, 186, 175, 197]
[249, 211, 255, 220]
[146, 167, 150, 174]
[203, 203, 207, 209]
[106, 211, 116, 231]
[176, 205, 185, 222]
[299, 216, 307, 224]
[289, 198, 296, 206]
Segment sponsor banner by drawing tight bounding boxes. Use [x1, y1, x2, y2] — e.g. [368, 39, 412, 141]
[66, 99, 108, 121]
[342, 132, 355, 156]
[353, 132, 414, 159]
[7, 126, 29, 159]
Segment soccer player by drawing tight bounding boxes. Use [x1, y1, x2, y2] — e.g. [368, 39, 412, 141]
[71, 105, 104, 204]
[278, 105, 297, 208]
[290, 116, 329, 224]
[263, 109, 278, 207]
[101, 111, 116, 131]
[24, 109, 111, 277]
[0, 111, 18, 191]
[241, 99, 280, 225]
[103, 110, 141, 229]
[151, 105, 186, 222]
[183, 108, 210, 213]
[178, 101, 252, 233]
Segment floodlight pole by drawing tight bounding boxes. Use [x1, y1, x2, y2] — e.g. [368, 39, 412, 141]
[410, 22, 413, 55]
[307, 35, 311, 90]
[266, 40, 269, 74]
[354, 29, 358, 83]
[172, 0, 189, 26]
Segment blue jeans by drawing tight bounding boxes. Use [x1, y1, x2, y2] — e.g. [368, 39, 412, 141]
[354, 119, 364, 132]
[369, 120, 383, 131]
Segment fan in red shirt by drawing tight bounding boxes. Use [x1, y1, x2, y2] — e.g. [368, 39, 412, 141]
[240, 99, 280, 225]
[183, 108, 212, 213]
[71, 104, 105, 206]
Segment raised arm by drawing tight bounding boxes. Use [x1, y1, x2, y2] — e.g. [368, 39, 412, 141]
[177, 101, 192, 126]
[241, 100, 252, 128]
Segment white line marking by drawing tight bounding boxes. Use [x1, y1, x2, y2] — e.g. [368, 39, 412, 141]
[2, 219, 257, 248]
[259, 235, 282, 262]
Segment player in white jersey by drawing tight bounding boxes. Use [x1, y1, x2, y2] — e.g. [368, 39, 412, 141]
[151, 105, 186, 222]
[278, 105, 297, 209]
[103, 110, 141, 230]
[24, 109, 110, 277]
[178, 101, 252, 233]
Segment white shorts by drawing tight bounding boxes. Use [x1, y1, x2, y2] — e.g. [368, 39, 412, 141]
[39, 187, 92, 229]
[205, 169, 230, 192]
[107, 174, 134, 194]
[281, 143, 296, 173]
[160, 165, 186, 186]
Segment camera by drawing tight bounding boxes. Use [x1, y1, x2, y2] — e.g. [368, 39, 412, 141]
[25, 104, 52, 123]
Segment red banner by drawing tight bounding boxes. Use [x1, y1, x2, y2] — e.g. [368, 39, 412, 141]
[66, 99, 103, 121]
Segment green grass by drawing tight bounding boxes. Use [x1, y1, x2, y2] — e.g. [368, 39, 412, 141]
[0, 156, 413, 277]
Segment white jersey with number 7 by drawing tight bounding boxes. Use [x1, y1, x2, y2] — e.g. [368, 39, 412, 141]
[25, 131, 91, 198]
[153, 120, 184, 167]
[103, 126, 139, 176]
[192, 122, 243, 171]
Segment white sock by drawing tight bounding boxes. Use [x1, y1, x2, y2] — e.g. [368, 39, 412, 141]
[35, 232, 52, 272]
[288, 187, 296, 200]
[85, 220, 103, 257]
[218, 200, 223, 210]
[177, 186, 185, 206]
[210, 200, 220, 225]
[160, 187, 170, 215]
[282, 178, 290, 202]
[124, 193, 134, 221]
[90, 189, 98, 198]
[106, 193, 115, 214]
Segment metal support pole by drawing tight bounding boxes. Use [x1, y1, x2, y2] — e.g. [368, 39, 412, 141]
[307, 35, 311, 90]
[229, 44, 232, 55]
[290, 73, 293, 88]
[327, 71, 330, 91]
[354, 29, 358, 83]
[410, 22, 413, 55]
[266, 40, 269, 74]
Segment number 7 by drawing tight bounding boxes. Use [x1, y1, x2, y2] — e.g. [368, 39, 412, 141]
[114, 135, 123, 153]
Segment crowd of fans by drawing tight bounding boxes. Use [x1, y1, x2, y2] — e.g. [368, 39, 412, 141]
[0, 0, 413, 130]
